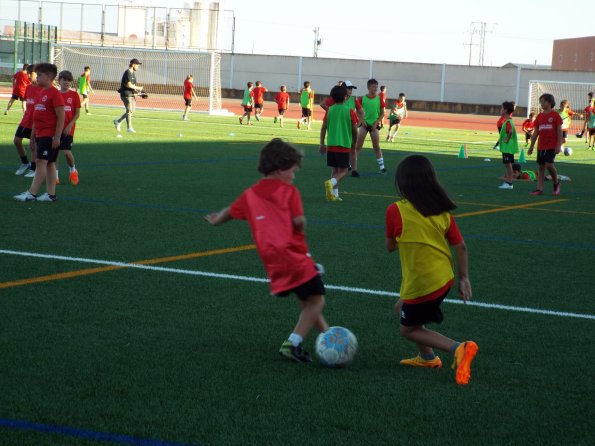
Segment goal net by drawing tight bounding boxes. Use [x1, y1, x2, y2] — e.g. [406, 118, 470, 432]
[52, 44, 224, 114]
[528, 80, 595, 135]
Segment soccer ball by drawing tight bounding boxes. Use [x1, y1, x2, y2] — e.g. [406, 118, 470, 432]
[315, 326, 358, 367]
[564, 147, 573, 156]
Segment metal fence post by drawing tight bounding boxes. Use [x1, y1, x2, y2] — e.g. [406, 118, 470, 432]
[13, 21, 19, 72]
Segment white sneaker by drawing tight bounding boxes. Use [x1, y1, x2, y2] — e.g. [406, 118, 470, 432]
[113, 119, 121, 132]
[182, 115, 188, 121]
[13, 191, 36, 202]
[498, 182, 513, 190]
[127, 127, 136, 133]
[24, 169, 36, 177]
[15, 163, 29, 175]
[36, 192, 56, 202]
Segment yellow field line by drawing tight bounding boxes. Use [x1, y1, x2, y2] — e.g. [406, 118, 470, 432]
[455, 199, 567, 217]
[0, 244, 256, 290]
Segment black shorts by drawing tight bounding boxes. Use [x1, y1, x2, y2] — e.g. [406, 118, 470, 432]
[276, 274, 325, 301]
[35, 137, 59, 162]
[243, 105, 252, 112]
[81, 94, 89, 99]
[562, 130, 568, 139]
[502, 153, 515, 164]
[589, 129, 595, 136]
[301, 108, 312, 118]
[120, 95, 135, 112]
[361, 123, 381, 133]
[400, 290, 449, 327]
[184, 98, 192, 107]
[11, 94, 24, 101]
[254, 103, 263, 110]
[278, 108, 286, 115]
[536, 150, 556, 165]
[327, 151, 350, 168]
[389, 117, 402, 126]
[524, 131, 533, 139]
[60, 135, 73, 151]
[15, 126, 32, 139]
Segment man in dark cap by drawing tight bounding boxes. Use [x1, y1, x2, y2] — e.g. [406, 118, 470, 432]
[114, 58, 143, 133]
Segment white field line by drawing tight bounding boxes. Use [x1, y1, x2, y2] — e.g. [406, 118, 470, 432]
[2, 248, 594, 321]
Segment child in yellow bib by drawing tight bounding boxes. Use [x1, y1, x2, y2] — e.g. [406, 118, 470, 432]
[385, 155, 478, 385]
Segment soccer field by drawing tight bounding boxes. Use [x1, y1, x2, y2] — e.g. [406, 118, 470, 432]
[1, 108, 594, 446]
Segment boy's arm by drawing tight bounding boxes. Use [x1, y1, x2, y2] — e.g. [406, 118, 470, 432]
[351, 123, 358, 149]
[386, 237, 397, 252]
[293, 216, 306, 233]
[403, 103, 408, 119]
[52, 106, 65, 149]
[453, 242, 471, 303]
[556, 124, 562, 152]
[528, 126, 539, 154]
[319, 121, 327, 154]
[64, 107, 81, 135]
[204, 207, 232, 225]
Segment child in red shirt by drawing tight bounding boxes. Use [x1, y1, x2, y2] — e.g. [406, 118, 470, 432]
[56, 70, 81, 185]
[204, 138, 330, 363]
[273, 85, 289, 127]
[4, 64, 31, 115]
[527, 93, 562, 196]
[13, 63, 65, 203]
[13, 66, 39, 176]
[521, 112, 536, 147]
[252, 81, 267, 121]
[182, 74, 197, 121]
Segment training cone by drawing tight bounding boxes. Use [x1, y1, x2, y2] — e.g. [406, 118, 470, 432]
[458, 144, 468, 159]
[519, 148, 526, 164]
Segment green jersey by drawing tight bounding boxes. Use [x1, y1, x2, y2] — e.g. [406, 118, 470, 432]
[78, 73, 90, 95]
[361, 95, 381, 126]
[326, 103, 354, 149]
[300, 88, 314, 109]
[241, 88, 253, 106]
[589, 109, 595, 129]
[499, 118, 519, 154]
[558, 108, 571, 130]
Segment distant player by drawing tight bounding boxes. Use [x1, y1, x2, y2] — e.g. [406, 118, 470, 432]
[182, 74, 198, 121]
[587, 99, 595, 151]
[4, 64, 30, 115]
[386, 93, 408, 142]
[378, 85, 387, 128]
[521, 112, 536, 147]
[493, 101, 515, 149]
[78, 66, 94, 114]
[527, 93, 562, 196]
[351, 78, 387, 176]
[502, 163, 571, 182]
[239, 81, 254, 125]
[56, 70, 81, 186]
[298, 81, 314, 130]
[13, 63, 65, 203]
[497, 101, 519, 190]
[114, 58, 143, 134]
[252, 81, 267, 121]
[576, 92, 593, 140]
[13, 65, 39, 176]
[557, 100, 575, 152]
[319, 84, 358, 202]
[273, 85, 289, 127]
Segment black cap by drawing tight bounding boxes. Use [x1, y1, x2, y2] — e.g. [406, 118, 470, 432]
[129, 58, 142, 65]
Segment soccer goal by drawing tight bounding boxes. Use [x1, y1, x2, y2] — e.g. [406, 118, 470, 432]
[528, 80, 595, 134]
[53, 44, 226, 115]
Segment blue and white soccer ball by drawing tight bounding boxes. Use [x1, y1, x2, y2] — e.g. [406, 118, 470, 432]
[315, 326, 358, 367]
[564, 147, 573, 156]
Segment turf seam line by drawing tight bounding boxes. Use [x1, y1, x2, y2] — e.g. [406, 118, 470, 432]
[1, 249, 594, 321]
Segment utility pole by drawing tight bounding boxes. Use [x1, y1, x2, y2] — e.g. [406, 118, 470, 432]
[464, 24, 479, 66]
[467, 21, 496, 66]
[313, 27, 321, 58]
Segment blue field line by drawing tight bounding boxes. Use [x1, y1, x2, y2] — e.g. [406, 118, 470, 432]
[0, 418, 201, 446]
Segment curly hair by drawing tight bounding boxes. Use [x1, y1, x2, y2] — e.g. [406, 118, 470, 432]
[258, 138, 303, 175]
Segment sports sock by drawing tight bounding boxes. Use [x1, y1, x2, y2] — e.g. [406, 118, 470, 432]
[20, 156, 29, 164]
[330, 178, 338, 187]
[333, 188, 339, 198]
[70, 166, 76, 173]
[55, 170, 59, 177]
[288, 333, 303, 347]
[30, 162, 36, 171]
[450, 342, 461, 354]
[377, 157, 385, 169]
[420, 352, 436, 361]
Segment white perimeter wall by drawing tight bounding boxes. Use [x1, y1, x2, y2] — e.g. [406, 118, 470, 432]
[222, 53, 595, 107]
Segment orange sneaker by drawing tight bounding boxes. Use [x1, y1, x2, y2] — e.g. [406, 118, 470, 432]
[452, 341, 478, 385]
[69, 169, 79, 185]
[400, 355, 442, 369]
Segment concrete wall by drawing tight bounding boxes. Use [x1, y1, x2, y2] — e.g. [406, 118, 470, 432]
[222, 53, 595, 111]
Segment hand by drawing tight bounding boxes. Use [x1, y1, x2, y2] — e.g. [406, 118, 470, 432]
[63, 125, 72, 135]
[319, 144, 327, 155]
[51, 136, 60, 149]
[203, 213, 219, 225]
[458, 276, 472, 303]
[527, 147, 533, 156]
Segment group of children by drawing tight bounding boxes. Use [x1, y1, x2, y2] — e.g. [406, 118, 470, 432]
[6, 63, 83, 202]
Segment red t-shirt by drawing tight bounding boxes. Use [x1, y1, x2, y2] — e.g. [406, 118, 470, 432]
[379, 92, 386, 103]
[33, 87, 65, 138]
[323, 106, 359, 153]
[385, 203, 463, 302]
[496, 115, 506, 130]
[274, 91, 289, 109]
[229, 179, 318, 294]
[184, 79, 193, 100]
[585, 105, 592, 122]
[61, 89, 81, 136]
[19, 84, 41, 129]
[252, 86, 267, 105]
[535, 111, 563, 150]
[12, 71, 31, 97]
[522, 119, 535, 132]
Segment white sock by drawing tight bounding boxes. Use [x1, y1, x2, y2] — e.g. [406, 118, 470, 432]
[288, 333, 303, 347]
[56, 170, 59, 177]
[330, 177, 338, 187]
[70, 166, 76, 173]
[333, 188, 339, 198]
[377, 157, 385, 169]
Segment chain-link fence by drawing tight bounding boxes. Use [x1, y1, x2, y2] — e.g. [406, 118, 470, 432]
[0, 19, 57, 76]
[0, 1, 234, 52]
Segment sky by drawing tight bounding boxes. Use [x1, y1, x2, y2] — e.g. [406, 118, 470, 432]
[4, 0, 594, 67]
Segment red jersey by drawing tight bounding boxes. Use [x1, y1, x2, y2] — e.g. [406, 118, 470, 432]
[229, 179, 318, 294]
[584, 105, 592, 122]
[183, 79, 194, 100]
[496, 115, 506, 130]
[535, 111, 562, 150]
[274, 91, 289, 110]
[33, 87, 65, 138]
[252, 86, 267, 105]
[61, 89, 81, 136]
[12, 70, 31, 97]
[379, 92, 386, 103]
[19, 84, 41, 129]
[522, 119, 535, 132]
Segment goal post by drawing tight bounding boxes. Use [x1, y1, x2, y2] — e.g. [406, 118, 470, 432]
[52, 44, 226, 115]
[528, 80, 595, 134]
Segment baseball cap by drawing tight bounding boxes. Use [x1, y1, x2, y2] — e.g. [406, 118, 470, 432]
[344, 80, 357, 89]
[129, 58, 142, 65]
